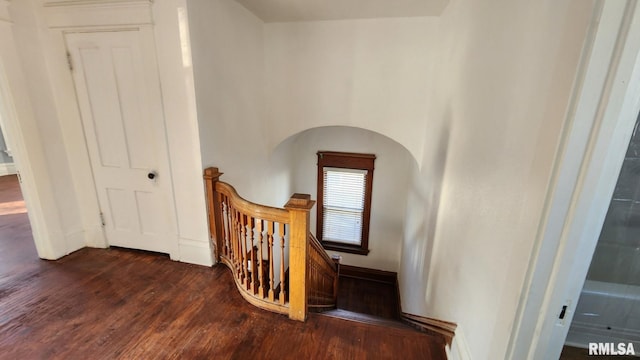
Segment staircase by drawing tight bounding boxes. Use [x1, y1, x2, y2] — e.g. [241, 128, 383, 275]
[204, 167, 340, 321]
[203, 167, 455, 347]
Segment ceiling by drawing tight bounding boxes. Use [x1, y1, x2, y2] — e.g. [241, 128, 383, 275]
[233, 0, 448, 22]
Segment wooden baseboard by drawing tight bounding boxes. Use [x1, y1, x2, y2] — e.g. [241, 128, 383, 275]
[400, 312, 456, 346]
[338, 264, 397, 285]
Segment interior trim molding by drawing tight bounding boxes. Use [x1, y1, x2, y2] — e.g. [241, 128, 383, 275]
[178, 238, 213, 267]
[400, 312, 456, 346]
[44, 0, 152, 6]
[446, 325, 472, 360]
[338, 264, 396, 284]
[43, 0, 153, 29]
[0, 162, 16, 176]
[64, 228, 87, 253]
[507, 2, 640, 358]
[84, 225, 107, 248]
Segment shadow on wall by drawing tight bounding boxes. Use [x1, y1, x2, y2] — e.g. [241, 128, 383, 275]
[270, 125, 418, 272]
[399, 108, 451, 314]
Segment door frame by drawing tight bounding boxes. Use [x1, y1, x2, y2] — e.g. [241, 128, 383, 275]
[0, 0, 67, 259]
[64, 28, 180, 258]
[507, 1, 640, 358]
[0, 46, 14, 172]
[39, 0, 211, 264]
[0, 0, 209, 263]
[41, 2, 162, 252]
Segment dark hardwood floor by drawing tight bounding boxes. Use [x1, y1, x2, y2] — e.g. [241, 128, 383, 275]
[0, 175, 34, 276]
[0, 174, 446, 359]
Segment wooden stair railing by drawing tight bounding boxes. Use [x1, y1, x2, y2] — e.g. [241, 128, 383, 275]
[307, 233, 340, 311]
[204, 167, 338, 321]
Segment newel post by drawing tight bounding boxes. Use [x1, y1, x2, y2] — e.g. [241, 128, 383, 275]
[284, 193, 315, 321]
[204, 167, 223, 262]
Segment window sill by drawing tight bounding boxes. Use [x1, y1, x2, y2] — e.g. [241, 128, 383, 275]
[321, 241, 369, 255]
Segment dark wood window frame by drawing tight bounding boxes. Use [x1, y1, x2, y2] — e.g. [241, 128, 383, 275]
[316, 151, 375, 255]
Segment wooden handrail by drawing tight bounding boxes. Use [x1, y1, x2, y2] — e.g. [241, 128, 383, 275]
[204, 167, 335, 321]
[216, 182, 290, 223]
[309, 233, 337, 272]
[307, 233, 340, 310]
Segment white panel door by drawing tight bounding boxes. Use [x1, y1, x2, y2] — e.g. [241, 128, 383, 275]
[66, 30, 178, 256]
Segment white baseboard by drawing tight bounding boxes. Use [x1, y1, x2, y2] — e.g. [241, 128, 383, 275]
[34, 228, 70, 260]
[178, 238, 213, 266]
[65, 228, 86, 254]
[447, 325, 472, 360]
[83, 226, 107, 248]
[0, 162, 16, 176]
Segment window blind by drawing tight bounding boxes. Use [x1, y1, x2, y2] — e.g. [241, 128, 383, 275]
[322, 167, 367, 245]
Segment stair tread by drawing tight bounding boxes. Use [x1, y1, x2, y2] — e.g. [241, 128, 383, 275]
[318, 309, 412, 331]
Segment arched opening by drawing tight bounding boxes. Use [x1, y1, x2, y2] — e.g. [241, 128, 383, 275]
[270, 125, 418, 272]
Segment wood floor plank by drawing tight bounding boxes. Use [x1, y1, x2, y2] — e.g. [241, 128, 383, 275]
[0, 175, 446, 359]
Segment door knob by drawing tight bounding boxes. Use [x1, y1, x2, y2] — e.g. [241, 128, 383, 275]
[148, 171, 157, 180]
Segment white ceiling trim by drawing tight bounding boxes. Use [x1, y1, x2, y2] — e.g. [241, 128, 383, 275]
[42, 0, 153, 29]
[234, 0, 448, 23]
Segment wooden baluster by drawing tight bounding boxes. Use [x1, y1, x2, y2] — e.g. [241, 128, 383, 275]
[227, 198, 234, 260]
[228, 205, 234, 262]
[237, 210, 244, 279]
[219, 196, 225, 257]
[219, 194, 228, 257]
[233, 208, 242, 279]
[279, 222, 286, 305]
[284, 194, 315, 321]
[267, 221, 275, 302]
[226, 197, 232, 257]
[248, 217, 256, 292]
[230, 205, 236, 264]
[215, 191, 222, 257]
[256, 219, 265, 298]
[240, 213, 248, 287]
[229, 206, 237, 275]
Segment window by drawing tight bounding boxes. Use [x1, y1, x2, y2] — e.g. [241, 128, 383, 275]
[317, 151, 375, 255]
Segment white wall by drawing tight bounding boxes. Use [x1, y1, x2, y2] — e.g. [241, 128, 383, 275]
[188, 0, 272, 204]
[264, 18, 436, 165]
[284, 126, 414, 272]
[10, 0, 86, 255]
[398, 0, 596, 359]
